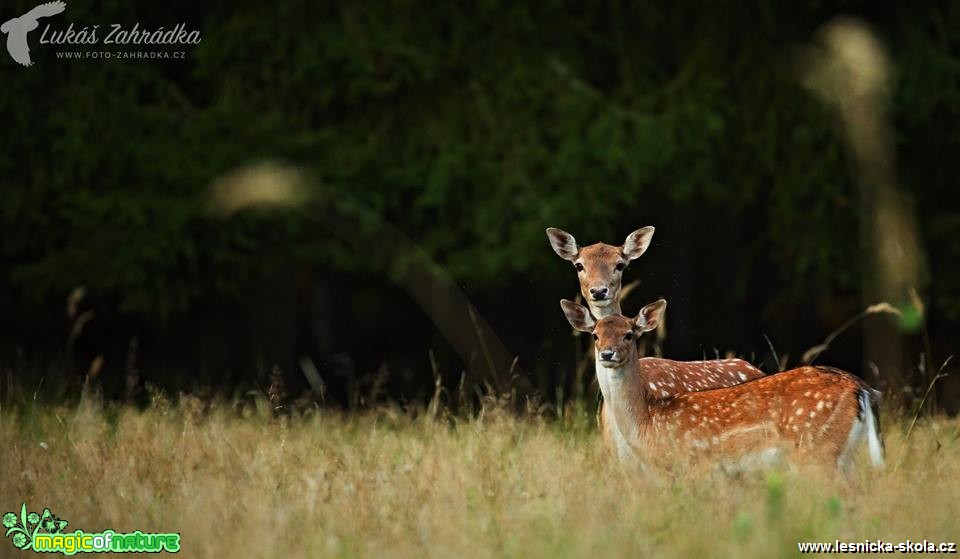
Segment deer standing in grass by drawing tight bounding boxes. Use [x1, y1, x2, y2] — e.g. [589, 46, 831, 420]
[561, 299, 885, 471]
[547, 227, 766, 447]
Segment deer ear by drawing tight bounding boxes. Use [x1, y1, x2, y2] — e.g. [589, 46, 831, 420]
[635, 299, 667, 333]
[560, 299, 596, 333]
[546, 228, 579, 261]
[622, 226, 655, 260]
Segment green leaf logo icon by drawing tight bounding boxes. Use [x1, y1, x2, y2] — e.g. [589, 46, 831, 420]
[3, 503, 68, 551]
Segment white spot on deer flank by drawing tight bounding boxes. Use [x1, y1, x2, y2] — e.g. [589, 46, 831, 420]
[649, 383, 657, 390]
[795, 408, 804, 416]
[816, 401, 825, 411]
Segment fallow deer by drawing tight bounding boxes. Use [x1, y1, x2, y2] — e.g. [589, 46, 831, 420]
[546, 226, 766, 393]
[561, 299, 885, 472]
[547, 227, 656, 320]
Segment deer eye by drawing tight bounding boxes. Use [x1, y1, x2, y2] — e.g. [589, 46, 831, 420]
[624, 332, 633, 341]
[591, 333, 598, 341]
[615, 262, 626, 271]
[575, 263, 584, 272]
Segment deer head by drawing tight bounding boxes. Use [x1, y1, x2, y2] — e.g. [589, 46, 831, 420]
[547, 227, 655, 318]
[561, 297, 665, 366]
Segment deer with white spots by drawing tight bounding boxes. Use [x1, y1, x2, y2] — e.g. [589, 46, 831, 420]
[547, 227, 766, 441]
[561, 299, 885, 472]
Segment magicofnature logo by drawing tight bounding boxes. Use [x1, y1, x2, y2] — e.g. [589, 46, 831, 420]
[3, 503, 180, 554]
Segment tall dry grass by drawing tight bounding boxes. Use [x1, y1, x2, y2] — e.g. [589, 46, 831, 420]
[1, 397, 958, 558]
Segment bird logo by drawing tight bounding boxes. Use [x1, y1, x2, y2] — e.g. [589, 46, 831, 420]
[1, 1, 66, 67]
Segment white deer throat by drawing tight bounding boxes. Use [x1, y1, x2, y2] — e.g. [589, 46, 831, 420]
[588, 301, 622, 319]
[596, 360, 646, 460]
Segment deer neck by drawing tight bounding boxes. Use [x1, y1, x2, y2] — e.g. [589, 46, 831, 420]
[595, 356, 648, 460]
[588, 300, 622, 320]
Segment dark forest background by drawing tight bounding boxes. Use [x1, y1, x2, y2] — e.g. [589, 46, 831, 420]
[1, 1, 958, 413]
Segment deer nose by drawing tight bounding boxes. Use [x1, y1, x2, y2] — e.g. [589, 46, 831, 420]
[589, 287, 609, 300]
[599, 350, 616, 361]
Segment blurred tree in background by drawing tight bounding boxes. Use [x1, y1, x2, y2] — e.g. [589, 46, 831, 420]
[0, 1, 958, 406]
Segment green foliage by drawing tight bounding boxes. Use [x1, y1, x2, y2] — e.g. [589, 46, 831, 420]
[1, 0, 958, 323]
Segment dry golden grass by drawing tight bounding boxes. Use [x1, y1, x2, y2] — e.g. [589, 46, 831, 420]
[2, 400, 959, 558]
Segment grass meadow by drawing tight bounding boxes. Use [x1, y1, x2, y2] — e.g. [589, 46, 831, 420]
[2, 394, 959, 558]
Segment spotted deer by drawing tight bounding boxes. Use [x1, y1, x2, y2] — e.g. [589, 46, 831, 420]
[560, 299, 885, 471]
[546, 226, 766, 393]
[546, 227, 655, 320]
